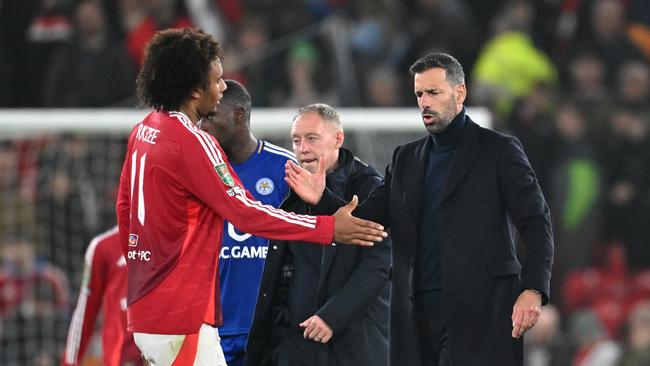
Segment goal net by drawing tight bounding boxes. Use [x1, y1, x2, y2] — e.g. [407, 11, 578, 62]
[0, 106, 490, 364]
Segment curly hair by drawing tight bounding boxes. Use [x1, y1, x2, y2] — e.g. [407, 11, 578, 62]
[136, 28, 224, 111]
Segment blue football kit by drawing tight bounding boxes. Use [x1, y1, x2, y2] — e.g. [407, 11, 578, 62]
[219, 140, 296, 365]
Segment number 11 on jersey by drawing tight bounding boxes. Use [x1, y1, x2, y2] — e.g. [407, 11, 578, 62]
[130, 150, 147, 226]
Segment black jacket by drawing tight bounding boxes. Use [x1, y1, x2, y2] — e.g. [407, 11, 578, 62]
[315, 116, 554, 366]
[245, 148, 391, 366]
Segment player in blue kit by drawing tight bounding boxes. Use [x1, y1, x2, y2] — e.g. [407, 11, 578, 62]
[200, 79, 296, 366]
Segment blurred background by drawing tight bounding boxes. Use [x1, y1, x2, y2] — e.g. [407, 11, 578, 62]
[1, 0, 650, 365]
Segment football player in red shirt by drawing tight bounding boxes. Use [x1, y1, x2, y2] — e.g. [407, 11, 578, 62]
[62, 226, 143, 366]
[116, 28, 386, 366]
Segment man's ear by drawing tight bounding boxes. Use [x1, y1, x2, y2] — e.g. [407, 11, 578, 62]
[335, 131, 345, 149]
[456, 84, 467, 106]
[233, 107, 247, 126]
[190, 89, 201, 101]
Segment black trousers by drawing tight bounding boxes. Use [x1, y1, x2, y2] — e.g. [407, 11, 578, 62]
[415, 304, 450, 366]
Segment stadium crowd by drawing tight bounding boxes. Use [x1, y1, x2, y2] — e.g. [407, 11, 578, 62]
[1, 0, 650, 365]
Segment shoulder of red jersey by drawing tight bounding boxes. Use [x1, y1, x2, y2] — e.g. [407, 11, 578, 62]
[84, 226, 120, 266]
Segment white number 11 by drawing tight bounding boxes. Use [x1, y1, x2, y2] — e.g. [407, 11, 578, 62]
[130, 150, 147, 226]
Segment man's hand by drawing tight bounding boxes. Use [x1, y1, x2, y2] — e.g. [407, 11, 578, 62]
[284, 158, 326, 205]
[300, 315, 333, 343]
[333, 195, 386, 246]
[511, 289, 542, 339]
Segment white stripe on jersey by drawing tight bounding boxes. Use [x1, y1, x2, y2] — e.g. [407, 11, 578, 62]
[65, 226, 119, 364]
[234, 190, 316, 224]
[171, 112, 319, 228]
[262, 142, 298, 162]
[84, 226, 119, 265]
[171, 112, 224, 166]
[65, 288, 89, 363]
[234, 192, 316, 228]
[174, 112, 227, 164]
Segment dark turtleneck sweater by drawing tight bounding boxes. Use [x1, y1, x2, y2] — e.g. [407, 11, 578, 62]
[415, 108, 466, 308]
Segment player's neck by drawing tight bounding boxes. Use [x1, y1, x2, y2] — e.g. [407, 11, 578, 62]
[227, 133, 258, 164]
[178, 105, 201, 125]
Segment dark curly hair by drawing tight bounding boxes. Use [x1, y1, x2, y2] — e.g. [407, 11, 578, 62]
[136, 28, 224, 111]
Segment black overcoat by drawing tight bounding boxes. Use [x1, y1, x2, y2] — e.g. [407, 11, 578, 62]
[245, 148, 391, 366]
[316, 116, 554, 366]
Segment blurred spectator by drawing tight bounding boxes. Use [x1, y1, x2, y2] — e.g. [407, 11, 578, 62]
[0, 237, 70, 366]
[565, 52, 613, 141]
[619, 302, 650, 366]
[347, 0, 409, 102]
[586, 0, 645, 85]
[567, 310, 622, 366]
[616, 61, 650, 113]
[15, 0, 72, 107]
[278, 40, 338, 107]
[548, 102, 602, 290]
[119, 0, 147, 32]
[626, 0, 650, 61]
[363, 65, 403, 107]
[0, 141, 35, 240]
[226, 16, 284, 107]
[524, 304, 572, 366]
[36, 136, 99, 293]
[43, 0, 136, 107]
[507, 83, 557, 193]
[472, 0, 558, 123]
[0, 0, 41, 106]
[125, 0, 192, 67]
[602, 110, 650, 270]
[185, 0, 228, 40]
[404, 0, 479, 74]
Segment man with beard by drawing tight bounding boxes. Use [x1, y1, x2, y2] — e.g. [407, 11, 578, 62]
[285, 53, 554, 366]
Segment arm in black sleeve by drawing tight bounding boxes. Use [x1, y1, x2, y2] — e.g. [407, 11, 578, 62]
[316, 237, 391, 334]
[498, 137, 554, 304]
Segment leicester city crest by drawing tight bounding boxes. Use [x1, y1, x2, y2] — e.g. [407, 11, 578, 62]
[215, 163, 235, 186]
[255, 178, 274, 196]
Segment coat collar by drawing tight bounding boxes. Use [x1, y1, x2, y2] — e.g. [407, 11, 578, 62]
[439, 116, 480, 204]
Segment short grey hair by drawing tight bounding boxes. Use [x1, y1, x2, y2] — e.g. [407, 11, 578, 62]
[409, 52, 465, 86]
[293, 103, 343, 131]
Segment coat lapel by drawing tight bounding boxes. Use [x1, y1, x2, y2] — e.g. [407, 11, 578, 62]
[440, 119, 480, 204]
[403, 136, 430, 223]
[318, 244, 337, 290]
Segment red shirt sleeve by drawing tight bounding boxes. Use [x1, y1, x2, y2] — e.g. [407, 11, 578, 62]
[61, 238, 109, 366]
[178, 122, 335, 244]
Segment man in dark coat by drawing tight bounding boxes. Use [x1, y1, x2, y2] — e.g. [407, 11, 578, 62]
[245, 103, 391, 366]
[286, 53, 554, 366]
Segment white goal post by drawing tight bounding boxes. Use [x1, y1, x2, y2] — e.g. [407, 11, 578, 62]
[0, 107, 492, 139]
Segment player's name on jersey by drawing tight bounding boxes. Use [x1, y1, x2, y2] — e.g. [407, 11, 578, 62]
[135, 124, 160, 144]
[220, 245, 268, 259]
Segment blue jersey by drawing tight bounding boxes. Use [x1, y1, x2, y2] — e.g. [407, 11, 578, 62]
[219, 140, 296, 336]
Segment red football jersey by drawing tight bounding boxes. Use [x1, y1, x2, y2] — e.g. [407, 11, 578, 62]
[116, 111, 334, 334]
[62, 226, 142, 366]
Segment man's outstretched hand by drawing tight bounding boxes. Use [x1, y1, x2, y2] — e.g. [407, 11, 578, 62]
[333, 195, 386, 246]
[284, 158, 326, 205]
